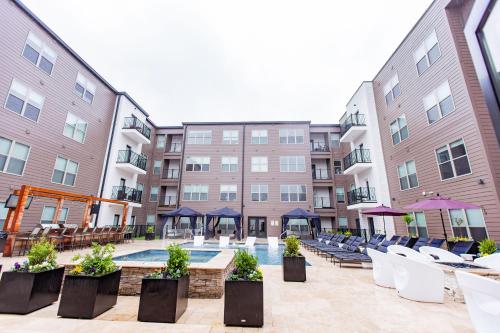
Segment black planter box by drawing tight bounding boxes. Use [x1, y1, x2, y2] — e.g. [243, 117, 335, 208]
[283, 255, 306, 282]
[138, 275, 189, 323]
[0, 267, 65, 314]
[224, 280, 263, 327]
[57, 269, 122, 319]
[145, 233, 155, 241]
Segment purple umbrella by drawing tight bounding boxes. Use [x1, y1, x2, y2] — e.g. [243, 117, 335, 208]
[362, 204, 407, 235]
[404, 196, 480, 249]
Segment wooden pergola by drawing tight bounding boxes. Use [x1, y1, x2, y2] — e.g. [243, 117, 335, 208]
[2, 185, 129, 257]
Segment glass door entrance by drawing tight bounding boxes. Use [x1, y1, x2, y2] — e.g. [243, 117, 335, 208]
[248, 217, 267, 238]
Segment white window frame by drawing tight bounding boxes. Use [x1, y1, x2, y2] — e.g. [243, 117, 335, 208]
[222, 130, 239, 144]
[74, 72, 96, 104]
[383, 74, 401, 105]
[335, 187, 345, 203]
[330, 133, 340, 148]
[447, 208, 488, 239]
[406, 211, 428, 237]
[333, 160, 342, 174]
[150, 186, 159, 202]
[185, 156, 210, 172]
[397, 160, 419, 191]
[51, 156, 79, 187]
[187, 130, 212, 144]
[338, 217, 348, 228]
[63, 112, 88, 143]
[251, 129, 268, 144]
[251, 156, 268, 172]
[414, 30, 441, 76]
[40, 206, 69, 225]
[0, 137, 31, 176]
[389, 114, 409, 145]
[182, 184, 209, 201]
[423, 81, 455, 124]
[22, 31, 57, 75]
[219, 184, 237, 201]
[156, 135, 166, 149]
[251, 184, 268, 202]
[280, 184, 307, 202]
[5, 78, 45, 122]
[279, 129, 305, 144]
[221, 156, 238, 172]
[146, 214, 156, 225]
[435, 138, 472, 181]
[279, 156, 306, 172]
[153, 160, 162, 175]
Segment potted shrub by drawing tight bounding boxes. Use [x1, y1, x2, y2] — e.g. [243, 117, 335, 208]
[57, 243, 121, 319]
[0, 238, 64, 314]
[224, 249, 263, 327]
[138, 244, 190, 323]
[478, 239, 497, 257]
[283, 236, 306, 282]
[145, 226, 155, 241]
[403, 214, 415, 236]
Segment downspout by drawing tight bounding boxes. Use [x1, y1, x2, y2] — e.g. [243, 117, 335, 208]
[95, 94, 121, 226]
[176, 125, 188, 209]
[240, 124, 246, 239]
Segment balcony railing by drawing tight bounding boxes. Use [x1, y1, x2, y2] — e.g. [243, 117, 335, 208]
[347, 187, 376, 205]
[111, 186, 142, 203]
[340, 114, 366, 137]
[310, 142, 329, 152]
[312, 168, 331, 180]
[343, 148, 371, 170]
[162, 169, 179, 179]
[167, 143, 183, 153]
[314, 197, 332, 208]
[122, 117, 152, 140]
[158, 195, 177, 207]
[116, 150, 147, 171]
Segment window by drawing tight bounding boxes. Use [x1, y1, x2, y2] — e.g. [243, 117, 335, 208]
[333, 160, 342, 174]
[449, 209, 487, 241]
[397, 160, 419, 190]
[383, 74, 401, 105]
[63, 113, 88, 143]
[280, 156, 306, 172]
[280, 185, 307, 202]
[436, 139, 471, 180]
[41, 206, 68, 225]
[146, 214, 156, 225]
[338, 217, 348, 229]
[150, 186, 158, 201]
[187, 130, 212, 144]
[5, 79, 45, 122]
[217, 217, 236, 235]
[336, 187, 345, 203]
[251, 156, 268, 172]
[153, 160, 161, 175]
[222, 130, 238, 144]
[279, 129, 304, 144]
[113, 214, 120, 226]
[183, 184, 209, 201]
[0, 203, 8, 229]
[221, 156, 238, 172]
[390, 115, 409, 145]
[407, 212, 428, 237]
[414, 31, 441, 75]
[156, 135, 166, 149]
[423, 81, 454, 124]
[22, 32, 57, 75]
[0, 137, 30, 175]
[220, 185, 237, 201]
[330, 133, 340, 148]
[74, 73, 96, 104]
[52, 156, 78, 186]
[251, 184, 268, 202]
[185, 156, 210, 172]
[251, 130, 268, 144]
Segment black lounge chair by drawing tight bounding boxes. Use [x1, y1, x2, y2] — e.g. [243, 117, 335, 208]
[398, 236, 418, 248]
[325, 236, 364, 260]
[450, 241, 475, 256]
[428, 238, 445, 248]
[311, 234, 346, 254]
[328, 237, 367, 265]
[412, 237, 429, 251]
[376, 236, 400, 253]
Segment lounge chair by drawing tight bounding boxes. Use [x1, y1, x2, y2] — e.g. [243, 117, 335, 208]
[387, 245, 430, 262]
[428, 238, 445, 248]
[219, 236, 229, 248]
[450, 241, 475, 256]
[326, 236, 364, 263]
[397, 236, 418, 248]
[367, 248, 395, 288]
[193, 235, 204, 247]
[388, 252, 444, 303]
[376, 236, 400, 253]
[268, 237, 279, 249]
[474, 253, 500, 271]
[419, 246, 464, 263]
[240, 236, 256, 247]
[312, 234, 346, 254]
[411, 237, 429, 251]
[455, 270, 500, 333]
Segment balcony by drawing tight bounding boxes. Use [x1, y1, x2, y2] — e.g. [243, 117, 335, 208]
[122, 117, 151, 144]
[116, 150, 147, 175]
[347, 187, 377, 210]
[314, 196, 332, 209]
[310, 141, 329, 153]
[167, 142, 183, 153]
[312, 168, 331, 180]
[158, 195, 177, 208]
[340, 114, 367, 142]
[343, 149, 372, 175]
[162, 169, 180, 180]
[111, 186, 142, 205]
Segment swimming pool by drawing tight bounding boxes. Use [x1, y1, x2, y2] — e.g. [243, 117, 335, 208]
[113, 249, 220, 263]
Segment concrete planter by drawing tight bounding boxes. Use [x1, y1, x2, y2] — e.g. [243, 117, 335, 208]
[145, 233, 155, 241]
[283, 255, 306, 282]
[224, 280, 263, 327]
[138, 275, 189, 322]
[57, 269, 122, 319]
[0, 267, 65, 314]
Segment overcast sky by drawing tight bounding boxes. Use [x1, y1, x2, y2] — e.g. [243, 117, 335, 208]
[24, 0, 432, 125]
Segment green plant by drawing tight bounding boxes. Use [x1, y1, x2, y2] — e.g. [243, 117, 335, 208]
[12, 238, 57, 273]
[479, 239, 497, 257]
[165, 244, 190, 279]
[229, 249, 263, 281]
[402, 214, 414, 226]
[146, 226, 154, 234]
[448, 236, 473, 242]
[344, 230, 352, 237]
[284, 236, 300, 257]
[70, 243, 118, 276]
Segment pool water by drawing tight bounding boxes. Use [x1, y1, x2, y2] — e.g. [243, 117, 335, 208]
[113, 249, 220, 263]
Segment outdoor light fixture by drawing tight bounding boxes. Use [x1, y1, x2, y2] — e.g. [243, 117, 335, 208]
[5, 194, 34, 209]
[478, 178, 485, 185]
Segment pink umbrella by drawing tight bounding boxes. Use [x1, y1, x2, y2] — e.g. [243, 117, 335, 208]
[362, 204, 407, 235]
[404, 196, 480, 249]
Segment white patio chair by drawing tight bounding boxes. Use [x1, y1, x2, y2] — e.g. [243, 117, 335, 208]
[474, 253, 500, 272]
[240, 236, 256, 247]
[268, 237, 279, 249]
[388, 252, 444, 303]
[193, 235, 204, 247]
[219, 236, 229, 248]
[387, 244, 430, 262]
[455, 270, 500, 333]
[419, 246, 464, 263]
[367, 248, 395, 288]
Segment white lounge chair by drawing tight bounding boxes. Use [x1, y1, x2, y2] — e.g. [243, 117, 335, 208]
[474, 253, 500, 272]
[268, 237, 279, 249]
[388, 252, 444, 303]
[240, 236, 256, 247]
[387, 245, 430, 262]
[419, 246, 464, 263]
[367, 248, 395, 288]
[219, 236, 229, 248]
[455, 270, 500, 333]
[193, 235, 204, 247]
